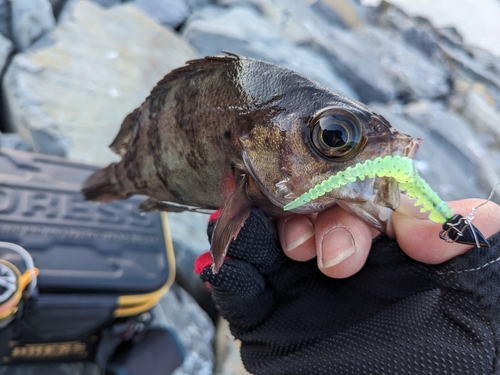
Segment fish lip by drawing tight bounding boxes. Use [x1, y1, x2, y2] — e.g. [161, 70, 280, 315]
[405, 137, 422, 159]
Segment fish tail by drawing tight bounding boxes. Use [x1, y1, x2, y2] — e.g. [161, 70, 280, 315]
[81, 163, 130, 202]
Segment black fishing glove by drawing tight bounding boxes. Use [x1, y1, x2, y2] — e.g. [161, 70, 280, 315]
[198, 209, 500, 375]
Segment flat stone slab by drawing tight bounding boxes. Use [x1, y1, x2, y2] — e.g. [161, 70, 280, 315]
[2, 0, 198, 164]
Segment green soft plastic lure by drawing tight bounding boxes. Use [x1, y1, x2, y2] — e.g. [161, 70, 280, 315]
[284, 155, 489, 247]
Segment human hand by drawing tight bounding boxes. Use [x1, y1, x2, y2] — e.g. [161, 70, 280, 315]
[199, 208, 500, 375]
[277, 195, 500, 278]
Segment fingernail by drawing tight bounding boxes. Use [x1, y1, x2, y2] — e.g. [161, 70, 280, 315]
[282, 216, 315, 252]
[319, 226, 356, 269]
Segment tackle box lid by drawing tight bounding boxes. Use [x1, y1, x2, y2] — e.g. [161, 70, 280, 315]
[0, 148, 172, 295]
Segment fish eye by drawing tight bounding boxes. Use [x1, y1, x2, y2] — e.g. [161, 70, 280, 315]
[310, 108, 364, 159]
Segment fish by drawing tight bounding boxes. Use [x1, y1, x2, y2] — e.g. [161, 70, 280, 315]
[81, 54, 421, 272]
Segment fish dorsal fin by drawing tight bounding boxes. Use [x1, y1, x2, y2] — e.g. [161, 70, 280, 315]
[109, 108, 138, 156]
[211, 176, 253, 272]
[109, 55, 242, 157]
[147, 55, 240, 101]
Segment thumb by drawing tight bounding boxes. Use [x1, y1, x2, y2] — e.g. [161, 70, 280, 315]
[393, 196, 500, 264]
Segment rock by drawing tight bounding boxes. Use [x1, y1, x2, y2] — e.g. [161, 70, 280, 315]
[0, 0, 11, 40]
[57, 0, 121, 18]
[402, 100, 497, 197]
[315, 0, 366, 29]
[458, 91, 500, 142]
[151, 283, 215, 375]
[2, 0, 198, 163]
[370, 1, 500, 107]
[440, 42, 500, 92]
[0, 132, 34, 151]
[214, 318, 250, 375]
[370, 2, 447, 69]
[369, 101, 488, 201]
[215, 0, 449, 103]
[48, 0, 66, 8]
[216, 0, 319, 44]
[131, 0, 190, 28]
[48, 0, 68, 18]
[311, 28, 395, 102]
[186, 0, 212, 10]
[88, 0, 122, 6]
[311, 26, 450, 103]
[10, 0, 56, 51]
[182, 5, 357, 98]
[0, 31, 13, 72]
[365, 0, 500, 58]
[168, 211, 217, 319]
[30, 128, 68, 156]
[467, 46, 500, 79]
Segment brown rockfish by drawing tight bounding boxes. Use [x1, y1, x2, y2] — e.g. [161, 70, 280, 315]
[82, 54, 420, 271]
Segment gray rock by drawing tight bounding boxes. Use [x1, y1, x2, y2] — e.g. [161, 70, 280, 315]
[369, 101, 488, 201]
[183, 5, 357, 98]
[214, 318, 250, 375]
[30, 128, 67, 156]
[467, 46, 500, 79]
[151, 284, 215, 375]
[313, 0, 366, 29]
[186, 0, 211, 10]
[311, 28, 395, 102]
[59, 0, 122, 19]
[369, 0, 500, 58]
[0, 0, 11, 40]
[168, 211, 216, 318]
[0, 31, 13, 72]
[48, 0, 67, 8]
[2, 0, 198, 163]
[216, 0, 316, 44]
[402, 100, 497, 197]
[459, 91, 500, 141]
[0, 132, 34, 151]
[216, 0, 449, 104]
[10, 0, 56, 51]
[132, 0, 190, 28]
[440, 42, 500, 91]
[87, 0, 121, 6]
[311, 26, 450, 103]
[371, 2, 447, 69]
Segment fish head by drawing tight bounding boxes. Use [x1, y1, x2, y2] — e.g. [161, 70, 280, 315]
[241, 90, 421, 234]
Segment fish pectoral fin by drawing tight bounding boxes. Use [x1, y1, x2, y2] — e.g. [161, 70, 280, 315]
[336, 199, 394, 238]
[139, 198, 211, 213]
[109, 108, 138, 156]
[373, 177, 400, 210]
[211, 177, 253, 273]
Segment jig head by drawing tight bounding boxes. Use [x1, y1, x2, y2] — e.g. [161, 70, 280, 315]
[440, 183, 500, 248]
[439, 214, 489, 248]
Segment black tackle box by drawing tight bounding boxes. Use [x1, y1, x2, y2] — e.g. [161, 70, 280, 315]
[0, 148, 175, 365]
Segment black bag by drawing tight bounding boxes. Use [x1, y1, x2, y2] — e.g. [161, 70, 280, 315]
[0, 148, 180, 371]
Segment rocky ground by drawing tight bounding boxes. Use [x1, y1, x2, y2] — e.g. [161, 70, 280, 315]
[0, 0, 499, 374]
